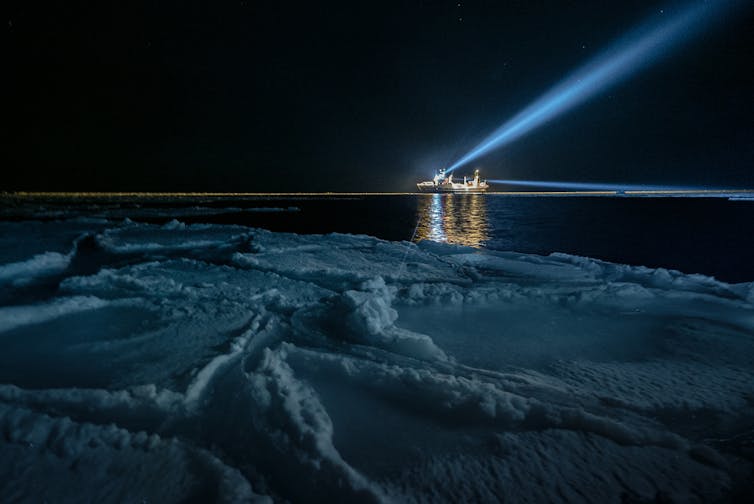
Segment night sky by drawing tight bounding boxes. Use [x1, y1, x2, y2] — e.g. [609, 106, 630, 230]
[5, 1, 754, 192]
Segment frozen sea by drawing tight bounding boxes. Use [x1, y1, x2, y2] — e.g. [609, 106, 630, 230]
[0, 193, 753, 502]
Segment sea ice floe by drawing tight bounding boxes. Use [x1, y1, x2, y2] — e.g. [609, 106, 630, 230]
[0, 219, 752, 502]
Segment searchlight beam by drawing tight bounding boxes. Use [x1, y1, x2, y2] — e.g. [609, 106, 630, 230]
[446, 1, 729, 174]
[486, 179, 698, 192]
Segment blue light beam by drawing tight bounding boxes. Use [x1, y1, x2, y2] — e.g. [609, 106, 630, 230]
[446, 2, 727, 173]
[487, 179, 700, 191]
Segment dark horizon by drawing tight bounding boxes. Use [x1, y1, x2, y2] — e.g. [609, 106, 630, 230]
[6, 1, 754, 192]
[5, 188, 754, 195]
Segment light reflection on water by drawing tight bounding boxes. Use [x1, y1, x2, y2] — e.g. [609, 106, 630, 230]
[414, 193, 489, 248]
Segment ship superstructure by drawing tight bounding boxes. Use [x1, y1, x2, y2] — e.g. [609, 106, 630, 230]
[417, 168, 490, 193]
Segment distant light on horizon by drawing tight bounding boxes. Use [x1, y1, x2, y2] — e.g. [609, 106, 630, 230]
[446, 1, 730, 174]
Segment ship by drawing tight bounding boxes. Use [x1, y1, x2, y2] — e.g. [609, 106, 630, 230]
[416, 168, 490, 193]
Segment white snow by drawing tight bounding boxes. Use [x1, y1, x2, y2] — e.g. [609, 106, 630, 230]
[0, 219, 752, 502]
[0, 251, 72, 285]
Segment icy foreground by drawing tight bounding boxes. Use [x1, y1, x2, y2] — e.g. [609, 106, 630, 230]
[1, 219, 753, 502]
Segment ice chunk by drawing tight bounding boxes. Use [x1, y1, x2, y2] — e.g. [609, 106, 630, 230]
[0, 295, 109, 333]
[0, 251, 71, 286]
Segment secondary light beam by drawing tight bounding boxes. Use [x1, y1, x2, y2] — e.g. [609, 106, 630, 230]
[487, 179, 698, 191]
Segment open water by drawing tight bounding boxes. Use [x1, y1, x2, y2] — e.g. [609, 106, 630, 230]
[4, 193, 752, 283]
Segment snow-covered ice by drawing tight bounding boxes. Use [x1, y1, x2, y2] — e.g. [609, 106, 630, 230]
[0, 219, 752, 502]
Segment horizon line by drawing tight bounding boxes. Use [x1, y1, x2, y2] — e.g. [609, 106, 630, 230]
[3, 190, 754, 198]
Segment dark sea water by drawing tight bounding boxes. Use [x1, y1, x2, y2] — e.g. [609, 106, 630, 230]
[4, 193, 754, 283]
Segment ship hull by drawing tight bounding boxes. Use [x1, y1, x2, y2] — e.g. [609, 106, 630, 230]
[416, 184, 489, 194]
[416, 185, 489, 193]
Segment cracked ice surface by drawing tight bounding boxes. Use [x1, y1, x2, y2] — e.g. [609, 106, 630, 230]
[0, 219, 753, 502]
